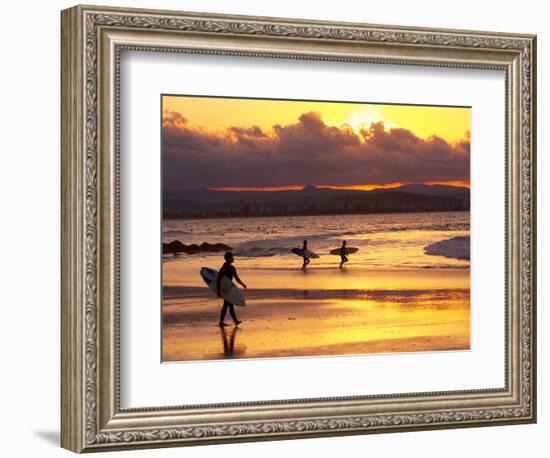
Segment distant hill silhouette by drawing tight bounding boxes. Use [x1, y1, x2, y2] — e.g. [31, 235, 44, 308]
[163, 184, 470, 219]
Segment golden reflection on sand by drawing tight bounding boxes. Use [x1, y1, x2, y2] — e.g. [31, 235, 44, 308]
[162, 271, 470, 362]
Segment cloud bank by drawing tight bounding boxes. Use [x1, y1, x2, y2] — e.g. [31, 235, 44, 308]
[162, 110, 470, 189]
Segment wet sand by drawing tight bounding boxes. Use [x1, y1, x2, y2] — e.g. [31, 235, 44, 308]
[162, 268, 470, 362]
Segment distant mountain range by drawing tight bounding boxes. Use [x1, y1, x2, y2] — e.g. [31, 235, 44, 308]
[163, 184, 470, 219]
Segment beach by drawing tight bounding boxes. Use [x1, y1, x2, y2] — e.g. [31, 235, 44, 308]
[162, 268, 469, 361]
[161, 212, 470, 362]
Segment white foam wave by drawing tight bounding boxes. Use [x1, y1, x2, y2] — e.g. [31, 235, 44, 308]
[424, 236, 470, 260]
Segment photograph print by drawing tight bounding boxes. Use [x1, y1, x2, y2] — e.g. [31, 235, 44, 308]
[161, 95, 471, 362]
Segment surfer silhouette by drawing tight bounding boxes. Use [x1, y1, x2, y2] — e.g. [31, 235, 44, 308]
[339, 240, 349, 269]
[217, 252, 246, 327]
[301, 240, 311, 270]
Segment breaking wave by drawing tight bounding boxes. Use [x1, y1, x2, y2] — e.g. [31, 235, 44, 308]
[424, 236, 470, 260]
[163, 230, 192, 237]
[233, 245, 292, 258]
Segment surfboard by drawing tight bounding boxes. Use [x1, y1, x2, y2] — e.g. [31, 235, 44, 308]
[291, 248, 320, 259]
[329, 247, 359, 255]
[200, 267, 246, 307]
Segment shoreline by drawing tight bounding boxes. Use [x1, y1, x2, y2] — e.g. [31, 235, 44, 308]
[163, 266, 470, 290]
[163, 285, 470, 299]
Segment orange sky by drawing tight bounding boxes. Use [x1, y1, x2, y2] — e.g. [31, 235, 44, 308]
[162, 95, 470, 191]
[163, 95, 470, 142]
[209, 181, 470, 192]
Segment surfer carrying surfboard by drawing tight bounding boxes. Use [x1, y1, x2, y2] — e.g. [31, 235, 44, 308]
[217, 252, 247, 327]
[301, 240, 311, 270]
[339, 240, 349, 269]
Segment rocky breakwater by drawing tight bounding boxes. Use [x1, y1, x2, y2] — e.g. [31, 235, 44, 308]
[163, 240, 233, 255]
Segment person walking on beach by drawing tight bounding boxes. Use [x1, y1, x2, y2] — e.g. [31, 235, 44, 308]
[339, 240, 349, 269]
[217, 252, 246, 327]
[301, 239, 311, 270]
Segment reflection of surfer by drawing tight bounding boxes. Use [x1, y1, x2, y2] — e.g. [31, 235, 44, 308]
[339, 240, 349, 269]
[301, 240, 310, 270]
[217, 252, 246, 327]
[220, 326, 240, 358]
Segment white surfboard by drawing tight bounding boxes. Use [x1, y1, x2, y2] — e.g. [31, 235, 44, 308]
[200, 267, 246, 307]
[291, 248, 320, 259]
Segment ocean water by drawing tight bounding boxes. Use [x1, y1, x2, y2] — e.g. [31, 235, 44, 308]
[162, 211, 470, 360]
[162, 211, 470, 271]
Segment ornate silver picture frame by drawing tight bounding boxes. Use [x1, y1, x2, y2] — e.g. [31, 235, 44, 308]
[61, 4, 536, 453]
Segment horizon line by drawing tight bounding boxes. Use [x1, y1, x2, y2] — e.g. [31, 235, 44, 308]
[166, 181, 470, 192]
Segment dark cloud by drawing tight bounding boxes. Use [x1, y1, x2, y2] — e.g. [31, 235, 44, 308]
[228, 125, 267, 138]
[162, 111, 470, 189]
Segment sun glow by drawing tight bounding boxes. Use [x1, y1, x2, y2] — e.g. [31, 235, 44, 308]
[320, 183, 406, 191]
[163, 96, 470, 143]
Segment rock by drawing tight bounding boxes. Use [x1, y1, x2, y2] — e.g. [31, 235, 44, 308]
[199, 242, 232, 252]
[182, 244, 201, 254]
[163, 240, 185, 254]
[163, 240, 232, 255]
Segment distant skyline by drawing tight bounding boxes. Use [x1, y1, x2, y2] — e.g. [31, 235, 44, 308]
[162, 95, 470, 191]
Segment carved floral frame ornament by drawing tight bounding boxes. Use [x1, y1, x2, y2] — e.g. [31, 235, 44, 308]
[61, 4, 537, 453]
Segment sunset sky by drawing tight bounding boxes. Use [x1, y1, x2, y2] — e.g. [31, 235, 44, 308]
[162, 95, 470, 191]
